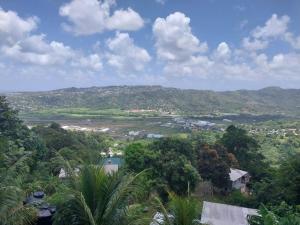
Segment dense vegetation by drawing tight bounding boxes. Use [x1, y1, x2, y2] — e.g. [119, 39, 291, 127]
[6, 85, 300, 116]
[1, 96, 300, 225]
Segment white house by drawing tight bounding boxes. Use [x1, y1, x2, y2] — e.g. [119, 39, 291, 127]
[58, 168, 80, 179]
[103, 160, 119, 174]
[200, 201, 258, 225]
[229, 168, 250, 193]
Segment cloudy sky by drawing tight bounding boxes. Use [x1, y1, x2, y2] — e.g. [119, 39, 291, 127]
[0, 0, 299, 91]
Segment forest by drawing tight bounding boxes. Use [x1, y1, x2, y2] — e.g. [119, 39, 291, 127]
[1, 95, 300, 225]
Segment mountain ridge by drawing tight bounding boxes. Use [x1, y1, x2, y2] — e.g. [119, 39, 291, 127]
[4, 85, 300, 117]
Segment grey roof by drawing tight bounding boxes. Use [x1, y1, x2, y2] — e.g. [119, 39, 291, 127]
[200, 201, 258, 225]
[229, 168, 248, 182]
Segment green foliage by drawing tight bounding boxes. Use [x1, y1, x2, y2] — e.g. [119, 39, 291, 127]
[253, 153, 300, 205]
[224, 190, 257, 208]
[154, 195, 201, 225]
[0, 186, 37, 225]
[195, 143, 237, 192]
[249, 202, 300, 225]
[124, 138, 200, 197]
[1, 97, 300, 225]
[124, 142, 156, 172]
[53, 165, 144, 225]
[220, 125, 268, 181]
[275, 153, 300, 204]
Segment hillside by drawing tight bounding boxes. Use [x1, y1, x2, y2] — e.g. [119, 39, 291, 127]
[5, 86, 300, 117]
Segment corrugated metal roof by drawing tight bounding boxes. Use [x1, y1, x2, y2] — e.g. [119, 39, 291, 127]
[229, 168, 248, 181]
[200, 201, 258, 225]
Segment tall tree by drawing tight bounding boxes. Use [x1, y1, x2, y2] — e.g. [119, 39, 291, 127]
[196, 144, 231, 191]
[220, 125, 267, 181]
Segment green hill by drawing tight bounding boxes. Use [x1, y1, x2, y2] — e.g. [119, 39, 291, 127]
[5, 86, 300, 117]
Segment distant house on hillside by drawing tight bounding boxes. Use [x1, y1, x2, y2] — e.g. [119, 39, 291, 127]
[58, 167, 80, 179]
[229, 168, 250, 193]
[103, 157, 123, 174]
[200, 201, 258, 225]
[58, 157, 123, 178]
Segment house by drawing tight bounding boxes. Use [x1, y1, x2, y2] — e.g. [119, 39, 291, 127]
[58, 167, 80, 179]
[200, 201, 258, 225]
[103, 157, 123, 174]
[58, 157, 123, 177]
[150, 212, 175, 225]
[147, 133, 164, 139]
[229, 168, 250, 193]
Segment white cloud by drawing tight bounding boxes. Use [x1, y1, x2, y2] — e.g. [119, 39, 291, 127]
[163, 55, 214, 78]
[59, 0, 144, 36]
[106, 32, 151, 75]
[156, 0, 167, 5]
[0, 7, 102, 71]
[284, 32, 300, 50]
[107, 8, 144, 31]
[153, 12, 208, 62]
[214, 42, 231, 60]
[152, 12, 300, 82]
[153, 12, 209, 77]
[252, 14, 290, 39]
[242, 37, 268, 51]
[0, 7, 38, 45]
[242, 14, 298, 51]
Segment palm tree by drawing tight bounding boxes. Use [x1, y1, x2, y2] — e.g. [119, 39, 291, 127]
[0, 186, 36, 225]
[249, 205, 300, 225]
[154, 195, 201, 225]
[53, 165, 146, 225]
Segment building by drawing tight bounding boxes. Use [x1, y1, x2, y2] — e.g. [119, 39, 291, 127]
[150, 212, 175, 225]
[200, 201, 258, 225]
[229, 168, 250, 193]
[103, 157, 123, 174]
[58, 157, 123, 177]
[58, 167, 80, 179]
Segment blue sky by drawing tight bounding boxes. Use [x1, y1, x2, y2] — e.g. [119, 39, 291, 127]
[0, 0, 299, 91]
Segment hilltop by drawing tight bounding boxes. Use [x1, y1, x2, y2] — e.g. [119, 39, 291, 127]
[5, 85, 300, 117]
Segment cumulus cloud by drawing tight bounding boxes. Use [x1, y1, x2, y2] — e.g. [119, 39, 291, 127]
[153, 12, 210, 77]
[252, 14, 290, 39]
[242, 37, 268, 51]
[151, 12, 300, 82]
[0, 7, 102, 71]
[106, 32, 151, 75]
[242, 14, 300, 51]
[284, 32, 300, 50]
[0, 7, 38, 45]
[107, 8, 144, 31]
[153, 12, 208, 62]
[59, 0, 144, 35]
[214, 42, 231, 60]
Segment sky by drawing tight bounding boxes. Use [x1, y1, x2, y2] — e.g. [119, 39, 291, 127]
[0, 0, 300, 91]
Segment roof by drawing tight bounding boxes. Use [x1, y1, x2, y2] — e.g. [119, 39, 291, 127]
[201, 201, 258, 225]
[103, 157, 123, 166]
[229, 168, 248, 182]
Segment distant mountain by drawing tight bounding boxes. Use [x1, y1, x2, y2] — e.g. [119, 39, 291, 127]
[5, 86, 300, 116]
